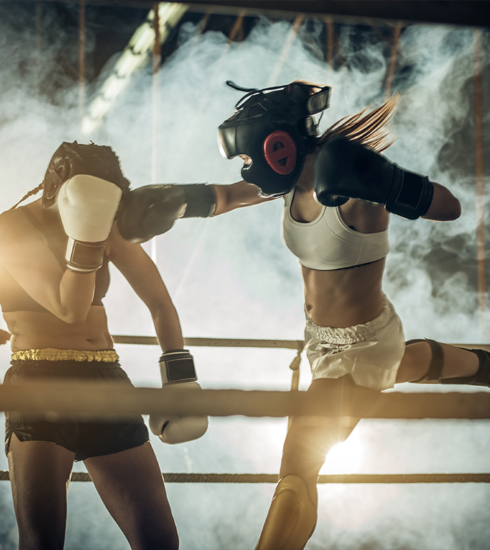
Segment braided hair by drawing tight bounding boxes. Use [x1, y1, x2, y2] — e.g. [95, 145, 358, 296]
[9, 182, 44, 211]
[8, 141, 131, 211]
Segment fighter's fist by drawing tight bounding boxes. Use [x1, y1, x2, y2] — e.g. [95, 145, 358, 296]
[58, 175, 122, 272]
[117, 184, 216, 244]
[313, 137, 434, 220]
[149, 350, 209, 444]
[117, 185, 186, 244]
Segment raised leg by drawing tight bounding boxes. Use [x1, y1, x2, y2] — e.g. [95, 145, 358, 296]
[8, 433, 75, 550]
[84, 441, 179, 550]
[255, 376, 380, 550]
[396, 340, 481, 384]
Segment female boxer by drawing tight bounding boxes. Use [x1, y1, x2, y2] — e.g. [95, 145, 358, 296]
[216, 82, 490, 550]
[0, 142, 206, 550]
[118, 81, 489, 550]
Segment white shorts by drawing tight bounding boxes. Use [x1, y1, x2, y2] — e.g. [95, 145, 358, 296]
[305, 296, 405, 391]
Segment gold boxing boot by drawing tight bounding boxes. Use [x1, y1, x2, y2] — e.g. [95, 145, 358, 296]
[255, 474, 317, 550]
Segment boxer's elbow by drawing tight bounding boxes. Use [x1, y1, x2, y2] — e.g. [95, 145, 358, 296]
[444, 197, 462, 221]
[423, 183, 461, 221]
[432, 196, 461, 221]
[58, 306, 90, 325]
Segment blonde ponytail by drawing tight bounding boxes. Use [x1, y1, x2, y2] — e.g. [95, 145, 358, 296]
[320, 94, 400, 152]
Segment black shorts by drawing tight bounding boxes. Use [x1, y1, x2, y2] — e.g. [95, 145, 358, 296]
[4, 357, 149, 461]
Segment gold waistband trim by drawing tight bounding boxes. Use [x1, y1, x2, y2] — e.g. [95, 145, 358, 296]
[11, 349, 119, 362]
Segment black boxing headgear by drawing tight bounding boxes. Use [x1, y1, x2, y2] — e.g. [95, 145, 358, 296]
[218, 81, 331, 196]
[42, 141, 131, 222]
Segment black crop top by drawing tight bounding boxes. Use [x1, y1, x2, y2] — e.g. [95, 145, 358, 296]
[0, 206, 110, 313]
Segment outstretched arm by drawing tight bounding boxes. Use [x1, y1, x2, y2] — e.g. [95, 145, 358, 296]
[117, 180, 277, 243]
[212, 180, 277, 216]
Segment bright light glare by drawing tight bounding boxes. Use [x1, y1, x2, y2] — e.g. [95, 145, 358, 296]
[88, 97, 110, 120]
[101, 74, 128, 100]
[115, 51, 142, 78]
[131, 23, 154, 55]
[320, 438, 365, 475]
[81, 117, 96, 135]
[81, 3, 189, 135]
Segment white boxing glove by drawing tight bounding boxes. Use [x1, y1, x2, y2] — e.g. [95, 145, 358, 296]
[149, 350, 209, 444]
[58, 174, 122, 272]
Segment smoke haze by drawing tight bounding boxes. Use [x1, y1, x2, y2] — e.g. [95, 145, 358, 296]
[0, 5, 489, 549]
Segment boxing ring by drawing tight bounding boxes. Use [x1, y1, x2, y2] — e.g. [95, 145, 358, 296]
[1, 335, 489, 484]
[0, 4, 487, 549]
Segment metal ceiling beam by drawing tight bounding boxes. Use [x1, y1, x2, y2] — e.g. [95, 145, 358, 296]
[188, 1, 490, 28]
[9, 0, 490, 27]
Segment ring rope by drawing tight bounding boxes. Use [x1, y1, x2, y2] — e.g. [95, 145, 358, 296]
[0, 471, 488, 483]
[1, 385, 490, 419]
[3, 339, 489, 486]
[113, 335, 306, 350]
[112, 336, 490, 353]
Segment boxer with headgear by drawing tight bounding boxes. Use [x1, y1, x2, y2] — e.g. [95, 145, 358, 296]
[215, 81, 488, 550]
[119, 80, 487, 549]
[0, 141, 208, 549]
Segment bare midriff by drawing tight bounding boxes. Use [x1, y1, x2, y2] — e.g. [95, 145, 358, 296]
[302, 258, 386, 328]
[4, 306, 114, 352]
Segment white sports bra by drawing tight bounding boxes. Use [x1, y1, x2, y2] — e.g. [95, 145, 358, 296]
[282, 188, 389, 271]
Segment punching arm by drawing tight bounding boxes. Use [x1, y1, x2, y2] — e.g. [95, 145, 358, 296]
[212, 180, 277, 216]
[117, 184, 217, 244]
[313, 137, 434, 220]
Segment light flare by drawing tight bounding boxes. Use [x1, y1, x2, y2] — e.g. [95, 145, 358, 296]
[320, 437, 366, 475]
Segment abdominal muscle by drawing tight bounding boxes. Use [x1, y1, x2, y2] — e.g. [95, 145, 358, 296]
[302, 258, 386, 328]
[4, 306, 114, 352]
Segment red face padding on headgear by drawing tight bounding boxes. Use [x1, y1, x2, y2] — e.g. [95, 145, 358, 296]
[263, 131, 297, 175]
[218, 81, 331, 196]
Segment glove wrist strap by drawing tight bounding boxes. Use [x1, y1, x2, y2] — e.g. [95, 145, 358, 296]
[159, 350, 197, 385]
[65, 238, 105, 272]
[181, 185, 217, 218]
[385, 166, 434, 220]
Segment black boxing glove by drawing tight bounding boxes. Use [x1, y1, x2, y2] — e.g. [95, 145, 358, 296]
[117, 184, 217, 244]
[313, 137, 434, 220]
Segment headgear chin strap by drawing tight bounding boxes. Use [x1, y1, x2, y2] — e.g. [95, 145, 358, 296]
[218, 81, 331, 196]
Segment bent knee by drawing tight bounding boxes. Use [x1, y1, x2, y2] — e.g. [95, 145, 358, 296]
[397, 341, 432, 383]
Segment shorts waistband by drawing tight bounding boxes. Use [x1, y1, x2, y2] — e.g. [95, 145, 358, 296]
[11, 349, 120, 362]
[305, 295, 396, 345]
